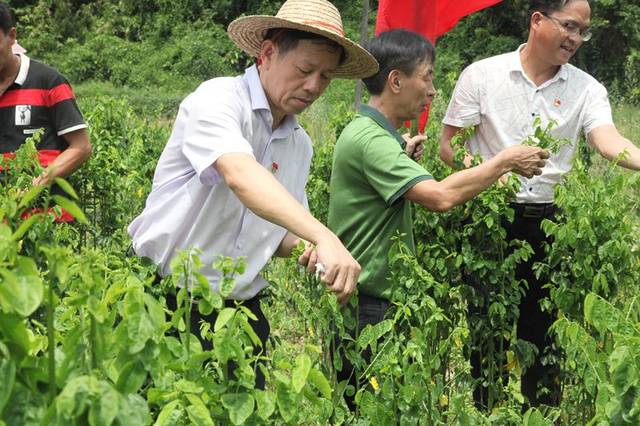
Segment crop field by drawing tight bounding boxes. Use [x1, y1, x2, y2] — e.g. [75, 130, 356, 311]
[0, 78, 638, 424]
[2, 0, 640, 424]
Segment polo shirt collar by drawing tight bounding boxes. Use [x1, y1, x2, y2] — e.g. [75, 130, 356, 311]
[509, 44, 568, 86]
[243, 65, 299, 135]
[14, 53, 30, 86]
[359, 104, 406, 148]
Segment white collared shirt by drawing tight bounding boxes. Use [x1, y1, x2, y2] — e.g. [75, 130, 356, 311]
[443, 45, 613, 203]
[14, 53, 29, 86]
[128, 65, 312, 299]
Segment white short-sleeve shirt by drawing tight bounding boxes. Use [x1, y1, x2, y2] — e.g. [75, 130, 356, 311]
[443, 45, 613, 203]
[128, 65, 313, 299]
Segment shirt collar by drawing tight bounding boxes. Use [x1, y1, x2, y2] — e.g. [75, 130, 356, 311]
[509, 44, 568, 84]
[358, 104, 406, 148]
[14, 53, 30, 86]
[243, 64, 299, 134]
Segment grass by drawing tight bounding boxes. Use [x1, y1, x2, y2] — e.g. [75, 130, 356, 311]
[614, 103, 640, 144]
[75, 80, 195, 118]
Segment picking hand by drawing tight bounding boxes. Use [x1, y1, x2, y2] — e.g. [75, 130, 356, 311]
[503, 145, 549, 178]
[298, 241, 318, 274]
[403, 133, 428, 162]
[309, 234, 361, 304]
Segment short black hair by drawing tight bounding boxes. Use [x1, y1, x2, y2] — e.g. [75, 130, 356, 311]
[528, 0, 590, 16]
[362, 29, 435, 96]
[264, 28, 346, 65]
[0, 3, 15, 35]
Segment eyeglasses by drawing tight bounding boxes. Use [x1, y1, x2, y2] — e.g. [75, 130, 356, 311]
[541, 12, 592, 41]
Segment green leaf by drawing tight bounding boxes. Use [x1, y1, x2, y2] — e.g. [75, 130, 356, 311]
[154, 399, 183, 426]
[88, 382, 119, 426]
[18, 183, 45, 209]
[87, 295, 108, 323]
[522, 407, 552, 425]
[11, 214, 41, 240]
[116, 394, 150, 426]
[584, 292, 619, 334]
[175, 379, 203, 394]
[276, 382, 298, 423]
[0, 358, 16, 414]
[221, 393, 254, 425]
[0, 313, 32, 358]
[0, 258, 43, 317]
[115, 361, 147, 394]
[52, 195, 88, 224]
[53, 177, 79, 200]
[143, 293, 167, 338]
[308, 369, 332, 399]
[254, 390, 276, 420]
[214, 308, 236, 332]
[357, 319, 393, 350]
[124, 288, 154, 353]
[291, 353, 312, 393]
[185, 394, 214, 426]
[56, 376, 90, 419]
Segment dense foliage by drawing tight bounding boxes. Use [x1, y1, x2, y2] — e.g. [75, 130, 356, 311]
[0, 0, 639, 424]
[7, 0, 640, 104]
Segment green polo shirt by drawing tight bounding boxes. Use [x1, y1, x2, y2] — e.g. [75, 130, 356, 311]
[328, 105, 433, 300]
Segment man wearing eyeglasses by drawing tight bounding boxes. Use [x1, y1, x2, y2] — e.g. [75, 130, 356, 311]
[439, 0, 640, 409]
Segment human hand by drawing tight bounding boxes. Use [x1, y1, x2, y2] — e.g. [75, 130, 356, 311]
[403, 133, 428, 162]
[297, 241, 318, 273]
[497, 173, 510, 186]
[32, 174, 49, 187]
[502, 145, 549, 178]
[310, 234, 361, 304]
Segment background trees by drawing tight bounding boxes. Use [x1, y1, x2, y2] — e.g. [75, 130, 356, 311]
[8, 0, 638, 103]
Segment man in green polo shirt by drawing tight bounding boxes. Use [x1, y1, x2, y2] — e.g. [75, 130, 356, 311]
[327, 29, 549, 405]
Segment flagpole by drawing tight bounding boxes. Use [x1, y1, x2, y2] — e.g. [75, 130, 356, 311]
[354, 0, 370, 110]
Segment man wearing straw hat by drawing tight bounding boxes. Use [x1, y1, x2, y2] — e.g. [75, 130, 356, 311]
[128, 0, 378, 388]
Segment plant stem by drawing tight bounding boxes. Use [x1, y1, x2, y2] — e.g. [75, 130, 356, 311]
[47, 277, 56, 404]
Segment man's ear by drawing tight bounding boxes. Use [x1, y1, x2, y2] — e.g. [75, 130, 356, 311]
[388, 69, 402, 94]
[8, 27, 16, 44]
[530, 11, 544, 32]
[260, 39, 277, 70]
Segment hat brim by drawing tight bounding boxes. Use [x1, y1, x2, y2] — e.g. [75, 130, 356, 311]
[228, 16, 378, 80]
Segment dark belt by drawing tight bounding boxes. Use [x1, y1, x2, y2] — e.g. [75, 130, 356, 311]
[510, 202, 557, 219]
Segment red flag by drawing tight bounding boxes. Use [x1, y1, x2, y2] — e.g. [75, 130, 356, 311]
[375, 0, 502, 132]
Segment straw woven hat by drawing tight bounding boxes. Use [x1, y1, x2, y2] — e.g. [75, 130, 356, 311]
[227, 0, 378, 79]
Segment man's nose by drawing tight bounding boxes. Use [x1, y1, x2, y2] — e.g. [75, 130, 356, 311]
[303, 74, 324, 96]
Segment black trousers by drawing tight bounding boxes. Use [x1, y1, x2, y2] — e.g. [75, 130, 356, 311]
[165, 292, 270, 389]
[469, 204, 560, 408]
[336, 293, 389, 410]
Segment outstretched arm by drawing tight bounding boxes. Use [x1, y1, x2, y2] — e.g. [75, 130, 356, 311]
[407, 144, 548, 212]
[588, 124, 640, 170]
[33, 129, 92, 186]
[215, 153, 360, 304]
